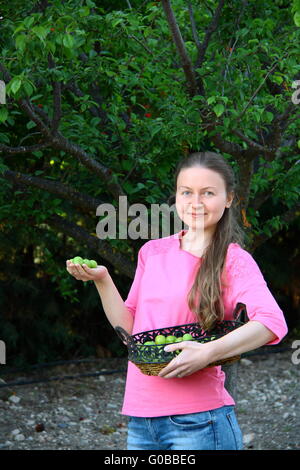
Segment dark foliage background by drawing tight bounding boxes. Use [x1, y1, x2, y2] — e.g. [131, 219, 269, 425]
[0, 0, 299, 367]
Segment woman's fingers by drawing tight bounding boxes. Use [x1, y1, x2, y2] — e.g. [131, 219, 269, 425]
[66, 260, 93, 281]
[74, 264, 92, 279]
[158, 341, 211, 378]
[66, 260, 109, 282]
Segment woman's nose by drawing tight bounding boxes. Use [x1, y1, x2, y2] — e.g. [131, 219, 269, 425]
[192, 194, 203, 206]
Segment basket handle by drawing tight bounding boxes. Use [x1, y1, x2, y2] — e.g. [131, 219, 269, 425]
[115, 326, 136, 349]
[232, 303, 248, 323]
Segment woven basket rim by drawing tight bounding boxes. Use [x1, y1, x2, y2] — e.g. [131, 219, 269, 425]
[130, 319, 244, 339]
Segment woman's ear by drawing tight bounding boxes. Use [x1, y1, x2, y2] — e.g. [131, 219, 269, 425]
[226, 191, 234, 208]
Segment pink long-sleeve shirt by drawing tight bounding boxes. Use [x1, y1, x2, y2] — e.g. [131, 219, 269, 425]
[122, 230, 288, 417]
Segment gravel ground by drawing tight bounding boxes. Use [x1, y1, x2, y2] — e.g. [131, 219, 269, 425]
[0, 345, 299, 451]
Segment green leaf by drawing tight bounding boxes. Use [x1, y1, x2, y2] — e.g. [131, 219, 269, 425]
[79, 6, 90, 17]
[207, 96, 216, 105]
[0, 161, 9, 174]
[253, 111, 261, 123]
[272, 74, 283, 85]
[0, 132, 10, 144]
[213, 103, 225, 117]
[150, 124, 162, 138]
[23, 81, 34, 97]
[46, 40, 56, 54]
[223, 117, 231, 129]
[0, 108, 8, 123]
[248, 39, 259, 46]
[32, 26, 48, 42]
[24, 16, 35, 29]
[32, 151, 43, 158]
[13, 24, 26, 35]
[294, 12, 300, 27]
[10, 78, 22, 95]
[63, 34, 75, 49]
[26, 120, 37, 130]
[265, 111, 274, 122]
[112, 18, 123, 28]
[121, 160, 132, 171]
[15, 34, 27, 53]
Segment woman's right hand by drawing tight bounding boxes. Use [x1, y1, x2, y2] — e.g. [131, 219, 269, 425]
[66, 260, 109, 283]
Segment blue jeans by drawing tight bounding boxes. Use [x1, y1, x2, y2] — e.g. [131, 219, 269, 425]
[127, 405, 243, 450]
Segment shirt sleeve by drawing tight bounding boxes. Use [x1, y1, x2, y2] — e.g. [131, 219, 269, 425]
[227, 245, 288, 345]
[124, 241, 150, 318]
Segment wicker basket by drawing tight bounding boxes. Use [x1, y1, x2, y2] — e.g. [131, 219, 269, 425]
[115, 303, 247, 376]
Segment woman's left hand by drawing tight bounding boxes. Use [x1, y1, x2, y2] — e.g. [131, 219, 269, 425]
[158, 341, 215, 379]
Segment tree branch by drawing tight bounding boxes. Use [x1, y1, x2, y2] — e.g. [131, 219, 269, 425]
[251, 145, 300, 212]
[284, 111, 300, 127]
[2, 169, 103, 215]
[18, 98, 52, 138]
[187, 1, 201, 50]
[200, 111, 255, 215]
[31, 102, 52, 126]
[0, 62, 52, 137]
[51, 134, 126, 200]
[48, 54, 62, 132]
[194, 0, 225, 69]
[161, 0, 199, 96]
[235, 155, 254, 214]
[235, 52, 289, 124]
[65, 80, 109, 126]
[273, 101, 300, 132]
[251, 202, 300, 251]
[200, 108, 244, 158]
[128, 34, 154, 55]
[0, 141, 51, 154]
[5, 173, 135, 279]
[0, 62, 12, 82]
[231, 128, 275, 159]
[221, 52, 294, 162]
[0, 61, 125, 200]
[247, 100, 300, 162]
[161, 1, 296, 189]
[47, 213, 135, 279]
[200, 104, 258, 215]
[52, 81, 62, 132]
[210, 132, 244, 159]
[256, 63, 300, 154]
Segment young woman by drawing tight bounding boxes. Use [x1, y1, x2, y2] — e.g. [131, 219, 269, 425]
[66, 151, 288, 450]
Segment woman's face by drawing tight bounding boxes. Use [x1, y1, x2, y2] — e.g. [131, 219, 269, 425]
[175, 166, 234, 235]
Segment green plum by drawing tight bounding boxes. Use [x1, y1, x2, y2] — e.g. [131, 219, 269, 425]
[137, 340, 155, 352]
[155, 335, 166, 345]
[182, 333, 193, 341]
[166, 335, 177, 344]
[175, 337, 183, 342]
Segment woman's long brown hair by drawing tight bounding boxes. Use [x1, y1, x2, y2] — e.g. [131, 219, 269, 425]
[173, 151, 245, 330]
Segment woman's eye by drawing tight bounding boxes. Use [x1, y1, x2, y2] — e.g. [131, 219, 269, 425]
[180, 190, 214, 196]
